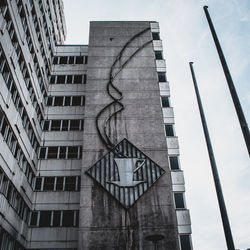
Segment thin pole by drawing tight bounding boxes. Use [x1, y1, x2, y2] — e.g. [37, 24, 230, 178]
[189, 62, 235, 250]
[203, 6, 250, 156]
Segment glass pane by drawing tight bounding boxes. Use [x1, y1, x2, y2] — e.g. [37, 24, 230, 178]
[51, 120, 61, 131]
[73, 75, 83, 84]
[67, 146, 78, 159]
[65, 176, 76, 191]
[180, 235, 192, 250]
[152, 32, 160, 40]
[62, 210, 74, 227]
[59, 146, 66, 159]
[39, 147, 46, 159]
[69, 120, 80, 131]
[71, 96, 81, 106]
[54, 96, 64, 106]
[155, 51, 163, 59]
[30, 211, 38, 226]
[35, 177, 42, 191]
[174, 193, 185, 209]
[43, 120, 50, 131]
[56, 177, 64, 191]
[47, 147, 58, 159]
[43, 177, 55, 191]
[57, 75, 65, 84]
[61, 120, 69, 131]
[169, 157, 179, 170]
[158, 72, 166, 82]
[39, 211, 51, 227]
[66, 75, 73, 84]
[165, 125, 174, 136]
[161, 97, 169, 107]
[53, 211, 61, 227]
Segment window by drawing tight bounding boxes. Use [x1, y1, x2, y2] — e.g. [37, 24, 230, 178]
[75, 56, 84, 64]
[155, 51, 163, 60]
[43, 120, 49, 131]
[161, 96, 170, 107]
[70, 120, 80, 130]
[169, 156, 180, 170]
[53, 211, 61, 227]
[47, 147, 58, 159]
[30, 211, 38, 226]
[59, 56, 67, 64]
[57, 75, 65, 84]
[61, 120, 69, 131]
[68, 146, 78, 159]
[165, 125, 174, 136]
[72, 96, 82, 106]
[62, 210, 74, 227]
[56, 177, 64, 191]
[59, 146, 66, 159]
[73, 75, 83, 84]
[43, 177, 55, 191]
[174, 193, 185, 209]
[180, 235, 192, 250]
[152, 32, 160, 40]
[66, 75, 73, 84]
[39, 211, 51, 227]
[65, 176, 76, 191]
[158, 72, 166, 82]
[39, 147, 46, 159]
[35, 177, 42, 191]
[51, 120, 61, 131]
[53, 96, 64, 106]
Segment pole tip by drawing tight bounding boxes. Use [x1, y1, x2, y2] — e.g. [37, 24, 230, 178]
[203, 5, 208, 9]
[189, 62, 194, 65]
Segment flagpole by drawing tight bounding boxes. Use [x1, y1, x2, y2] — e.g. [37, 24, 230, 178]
[189, 62, 235, 250]
[204, 6, 250, 156]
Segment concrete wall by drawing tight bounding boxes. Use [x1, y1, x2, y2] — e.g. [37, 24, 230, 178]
[79, 21, 180, 250]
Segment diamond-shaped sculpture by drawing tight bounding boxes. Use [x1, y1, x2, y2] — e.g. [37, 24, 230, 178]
[85, 138, 165, 208]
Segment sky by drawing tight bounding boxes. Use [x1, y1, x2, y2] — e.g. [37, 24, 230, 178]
[62, 0, 250, 249]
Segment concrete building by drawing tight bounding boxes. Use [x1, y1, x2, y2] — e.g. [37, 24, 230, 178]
[0, 0, 191, 249]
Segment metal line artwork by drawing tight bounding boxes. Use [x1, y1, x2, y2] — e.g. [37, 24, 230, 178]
[95, 27, 152, 155]
[85, 139, 165, 208]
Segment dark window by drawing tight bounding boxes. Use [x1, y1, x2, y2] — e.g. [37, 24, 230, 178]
[180, 235, 192, 250]
[30, 211, 38, 226]
[75, 56, 83, 64]
[39, 147, 46, 159]
[54, 96, 64, 106]
[43, 120, 49, 131]
[174, 193, 185, 209]
[80, 120, 84, 130]
[155, 51, 163, 59]
[73, 75, 83, 84]
[71, 96, 82, 106]
[35, 177, 42, 191]
[39, 211, 51, 227]
[46, 97, 53, 106]
[51, 120, 61, 131]
[53, 57, 58, 64]
[158, 72, 166, 82]
[152, 32, 160, 40]
[64, 96, 71, 106]
[83, 74, 87, 84]
[50, 75, 56, 83]
[165, 125, 174, 136]
[161, 97, 169, 107]
[169, 156, 179, 170]
[61, 120, 69, 131]
[56, 177, 64, 191]
[53, 211, 61, 227]
[70, 120, 80, 131]
[59, 56, 67, 64]
[65, 176, 76, 191]
[62, 210, 74, 227]
[59, 146, 66, 159]
[47, 147, 58, 159]
[57, 75, 65, 84]
[84, 56, 88, 64]
[68, 147, 78, 159]
[66, 75, 73, 84]
[43, 177, 55, 191]
[68, 56, 74, 64]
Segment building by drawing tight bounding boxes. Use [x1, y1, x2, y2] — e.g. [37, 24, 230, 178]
[0, 0, 192, 249]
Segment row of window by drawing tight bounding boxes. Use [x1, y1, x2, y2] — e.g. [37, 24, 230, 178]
[0, 47, 40, 153]
[30, 210, 79, 227]
[42, 119, 84, 131]
[0, 108, 35, 185]
[39, 146, 82, 159]
[0, 225, 25, 250]
[50, 74, 87, 84]
[46, 96, 85, 107]
[34, 176, 80, 192]
[0, 166, 30, 223]
[53, 56, 88, 65]
[17, 0, 48, 97]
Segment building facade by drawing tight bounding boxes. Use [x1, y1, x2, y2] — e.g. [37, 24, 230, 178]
[0, 1, 191, 249]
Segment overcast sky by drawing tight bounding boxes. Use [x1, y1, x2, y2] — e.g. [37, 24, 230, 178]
[62, 0, 250, 249]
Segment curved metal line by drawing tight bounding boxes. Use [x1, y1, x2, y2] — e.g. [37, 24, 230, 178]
[96, 27, 152, 153]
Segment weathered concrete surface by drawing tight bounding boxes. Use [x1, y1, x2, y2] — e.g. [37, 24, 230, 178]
[79, 22, 179, 250]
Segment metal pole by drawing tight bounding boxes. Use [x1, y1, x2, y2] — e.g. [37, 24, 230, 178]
[203, 6, 250, 156]
[189, 62, 235, 250]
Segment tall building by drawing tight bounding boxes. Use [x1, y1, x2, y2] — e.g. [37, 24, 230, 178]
[0, 1, 191, 249]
